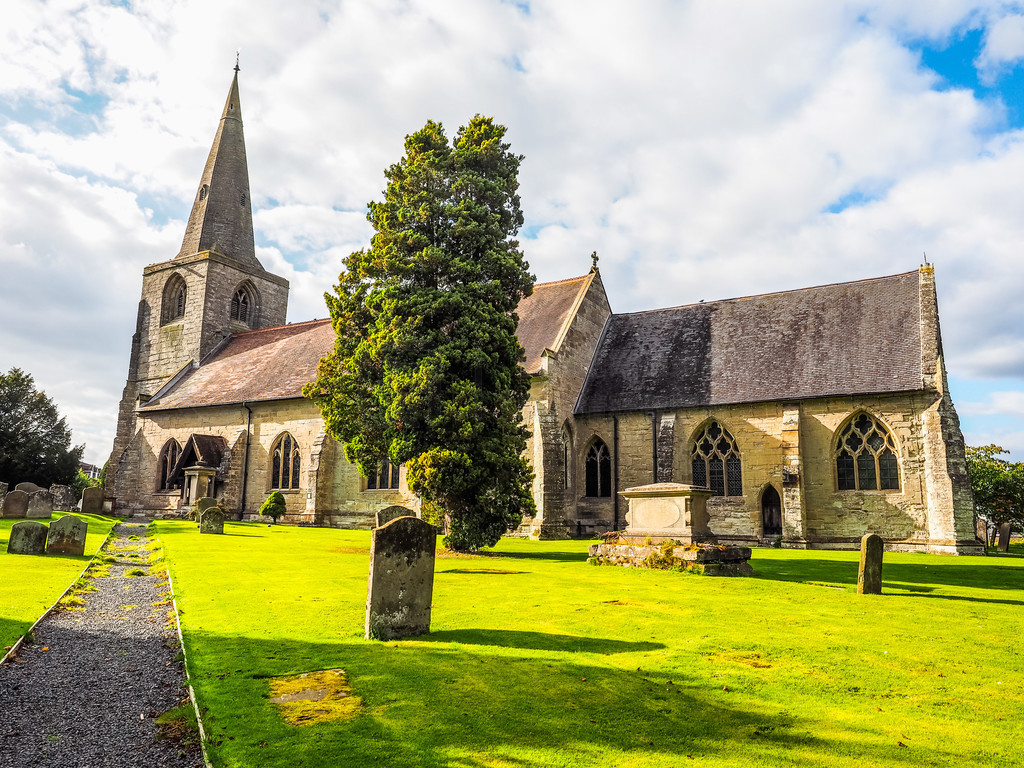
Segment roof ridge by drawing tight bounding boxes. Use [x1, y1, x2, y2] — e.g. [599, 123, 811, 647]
[613, 270, 920, 318]
[533, 273, 591, 289]
[230, 317, 332, 337]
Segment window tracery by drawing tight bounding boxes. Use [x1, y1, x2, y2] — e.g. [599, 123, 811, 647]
[691, 421, 743, 497]
[157, 439, 181, 491]
[585, 439, 612, 497]
[367, 457, 400, 490]
[271, 433, 301, 490]
[834, 413, 900, 491]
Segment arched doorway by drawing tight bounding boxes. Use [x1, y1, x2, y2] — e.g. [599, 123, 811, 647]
[762, 485, 782, 537]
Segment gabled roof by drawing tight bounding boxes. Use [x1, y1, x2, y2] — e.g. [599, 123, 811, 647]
[576, 271, 925, 414]
[516, 272, 595, 374]
[141, 319, 335, 411]
[169, 434, 227, 476]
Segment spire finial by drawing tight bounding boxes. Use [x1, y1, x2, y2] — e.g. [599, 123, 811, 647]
[923, 251, 929, 265]
[234, 50, 241, 73]
[591, 250, 599, 270]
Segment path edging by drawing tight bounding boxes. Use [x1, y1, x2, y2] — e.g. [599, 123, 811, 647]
[1, 520, 117, 666]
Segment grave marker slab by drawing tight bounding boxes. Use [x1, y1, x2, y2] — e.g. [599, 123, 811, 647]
[46, 515, 88, 556]
[376, 505, 414, 528]
[9, 520, 48, 555]
[998, 522, 1012, 553]
[857, 533, 883, 595]
[199, 507, 225, 535]
[0, 481, 7, 507]
[365, 517, 437, 641]
[2, 489, 30, 519]
[81, 486, 104, 515]
[50, 485, 76, 512]
[15, 482, 42, 494]
[26, 490, 54, 519]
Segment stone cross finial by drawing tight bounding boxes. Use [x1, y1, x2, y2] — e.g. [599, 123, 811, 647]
[235, 50, 241, 72]
[591, 250, 599, 269]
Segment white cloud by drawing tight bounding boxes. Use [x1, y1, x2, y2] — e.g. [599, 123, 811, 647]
[977, 13, 1024, 78]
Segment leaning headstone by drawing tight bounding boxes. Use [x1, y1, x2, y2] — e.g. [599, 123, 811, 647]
[857, 533, 884, 595]
[199, 506, 225, 535]
[998, 522, 1012, 553]
[46, 515, 88, 556]
[81, 486, 104, 515]
[1, 490, 30, 519]
[15, 482, 42, 494]
[376, 505, 414, 528]
[8, 520, 48, 555]
[365, 516, 437, 640]
[50, 485, 76, 512]
[26, 490, 54, 519]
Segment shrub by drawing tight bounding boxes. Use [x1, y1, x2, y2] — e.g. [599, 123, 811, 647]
[259, 491, 287, 522]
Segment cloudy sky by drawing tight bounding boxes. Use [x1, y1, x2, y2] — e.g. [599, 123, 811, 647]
[2, 0, 1024, 466]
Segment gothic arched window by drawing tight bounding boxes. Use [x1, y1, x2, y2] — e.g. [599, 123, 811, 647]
[562, 427, 573, 492]
[230, 285, 253, 325]
[157, 439, 181, 491]
[585, 438, 612, 497]
[271, 433, 301, 490]
[161, 274, 187, 325]
[691, 421, 743, 497]
[367, 457, 401, 490]
[835, 413, 900, 491]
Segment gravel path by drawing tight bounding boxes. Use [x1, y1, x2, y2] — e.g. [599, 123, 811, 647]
[0, 519, 204, 768]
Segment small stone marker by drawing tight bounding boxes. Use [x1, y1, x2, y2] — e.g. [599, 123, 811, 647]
[50, 484, 76, 511]
[15, 482, 42, 494]
[46, 515, 88, 556]
[81, 486, 104, 515]
[857, 533, 884, 595]
[26, 489, 54, 519]
[998, 522, 1012, 553]
[199, 506, 225, 535]
[195, 497, 219, 523]
[365, 516, 437, 640]
[376, 505, 414, 528]
[0, 481, 7, 506]
[8, 520, 48, 555]
[1, 489, 30, 519]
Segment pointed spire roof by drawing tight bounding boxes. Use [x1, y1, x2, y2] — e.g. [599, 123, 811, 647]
[176, 68, 259, 266]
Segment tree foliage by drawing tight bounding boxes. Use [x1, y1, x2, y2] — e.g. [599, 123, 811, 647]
[305, 116, 536, 551]
[259, 491, 288, 522]
[0, 367, 84, 488]
[965, 445, 1024, 529]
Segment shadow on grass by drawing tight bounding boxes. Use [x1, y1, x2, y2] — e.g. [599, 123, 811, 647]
[186, 632, 975, 768]
[0, 616, 34, 651]
[408, 628, 665, 654]
[475, 548, 590, 563]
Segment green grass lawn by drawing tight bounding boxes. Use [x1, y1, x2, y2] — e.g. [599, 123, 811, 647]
[154, 521, 1024, 767]
[0, 513, 118, 650]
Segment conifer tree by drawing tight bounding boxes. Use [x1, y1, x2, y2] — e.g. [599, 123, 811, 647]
[305, 117, 536, 550]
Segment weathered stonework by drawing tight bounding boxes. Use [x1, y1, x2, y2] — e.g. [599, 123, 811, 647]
[589, 541, 754, 576]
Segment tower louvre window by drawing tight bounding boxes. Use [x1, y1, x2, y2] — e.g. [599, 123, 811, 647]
[691, 421, 742, 497]
[161, 274, 188, 325]
[834, 413, 900, 491]
[230, 284, 254, 326]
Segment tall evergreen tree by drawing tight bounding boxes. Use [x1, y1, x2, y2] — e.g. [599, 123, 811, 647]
[0, 367, 84, 487]
[305, 117, 536, 550]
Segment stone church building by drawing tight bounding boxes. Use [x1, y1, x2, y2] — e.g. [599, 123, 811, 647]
[106, 71, 981, 554]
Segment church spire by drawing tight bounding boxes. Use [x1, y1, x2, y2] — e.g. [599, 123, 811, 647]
[176, 67, 258, 266]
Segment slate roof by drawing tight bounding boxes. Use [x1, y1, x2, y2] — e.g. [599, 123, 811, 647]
[576, 271, 924, 414]
[141, 319, 335, 411]
[169, 434, 227, 475]
[516, 273, 594, 374]
[140, 273, 594, 411]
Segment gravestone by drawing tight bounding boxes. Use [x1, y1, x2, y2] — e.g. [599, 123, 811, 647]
[81, 486, 104, 515]
[199, 506, 225, 535]
[195, 497, 219, 523]
[0, 481, 7, 506]
[15, 482, 42, 494]
[46, 515, 88, 556]
[365, 516, 437, 640]
[26, 490, 54, 519]
[376, 505, 414, 528]
[998, 522, 1012, 553]
[8, 520, 48, 555]
[50, 485, 76, 512]
[2, 490, 30, 519]
[857, 533, 884, 595]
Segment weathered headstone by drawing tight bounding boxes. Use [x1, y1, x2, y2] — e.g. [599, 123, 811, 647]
[998, 522, 1012, 553]
[46, 515, 88, 556]
[15, 482, 42, 494]
[0, 481, 7, 507]
[81, 486, 104, 515]
[376, 505, 414, 528]
[8, 520, 48, 555]
[857, 533, 884, 595]
[195, 497, 219, 523]
[50, 485, 76, 512]
[1, 489, 30, 519]
[26, 490, 54, 519]
[365, 516, 437, 640]
[199, 506, 225, 535]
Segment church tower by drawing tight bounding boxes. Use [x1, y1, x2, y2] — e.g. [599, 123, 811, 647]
[107, 67, 289, 505]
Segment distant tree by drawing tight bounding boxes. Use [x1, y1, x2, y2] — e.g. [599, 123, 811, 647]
[965, 445, 1024, 540]
[71, 468, 99, 502]
[0, 368, 83, 487]
[305, 116, 536, 551]
[259, 491, 287, 522]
